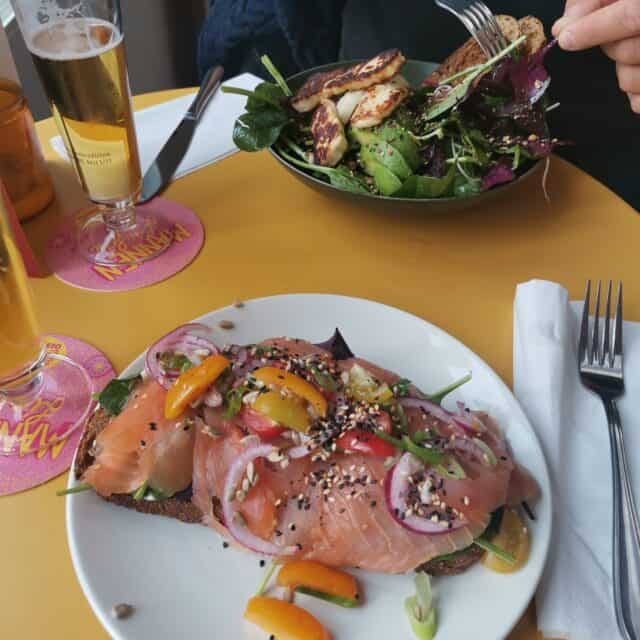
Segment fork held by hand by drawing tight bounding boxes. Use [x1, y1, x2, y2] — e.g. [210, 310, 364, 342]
[579, 280, 640, 640]
[434, 0, 508, 57]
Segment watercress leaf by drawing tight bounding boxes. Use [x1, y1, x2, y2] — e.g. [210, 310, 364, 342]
[98, 375, 142, 416]
[224, 384, 247, 419]
[452, 174, 481, 198]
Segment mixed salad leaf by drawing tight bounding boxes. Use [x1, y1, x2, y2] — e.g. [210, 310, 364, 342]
[224, 37, 561, 200]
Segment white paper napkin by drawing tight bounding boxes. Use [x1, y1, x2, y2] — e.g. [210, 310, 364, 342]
[514, 279, 640, 640]
[50, 72, 262, 180]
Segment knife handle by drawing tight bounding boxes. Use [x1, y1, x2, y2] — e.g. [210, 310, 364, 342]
[188, 65, 224, 121]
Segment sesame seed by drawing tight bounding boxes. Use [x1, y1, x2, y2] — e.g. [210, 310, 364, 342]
[463, 496, 470, 506]
[222, 541, 229, 548]
[140, 440, 146, 447]
[288, 523, 296, 531]
[218, 320, 235, 330]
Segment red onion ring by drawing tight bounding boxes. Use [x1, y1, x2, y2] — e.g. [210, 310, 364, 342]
[385, 453, 466, 535]
[222, 443, 297, 556]
[449, 436, 497, 467]
[145, 323, 218, 389]
[400, 397, 482, 435]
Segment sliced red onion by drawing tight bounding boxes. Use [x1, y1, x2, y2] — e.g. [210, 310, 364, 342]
[145, 323, 218, 389]
[385, 453, 466, 535]
[448, 436, 497, 467]
[222, 442, 297, 556]
[400, 397, 484, 435]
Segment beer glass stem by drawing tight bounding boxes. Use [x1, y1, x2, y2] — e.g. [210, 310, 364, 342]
[103, 202, 136, 232]
[0, 344, 47, 406]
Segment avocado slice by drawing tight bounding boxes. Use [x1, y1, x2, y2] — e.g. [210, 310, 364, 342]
[351, 123, 421, 172]
[361, 141, 412, 180]
[359, 154, 402, 196]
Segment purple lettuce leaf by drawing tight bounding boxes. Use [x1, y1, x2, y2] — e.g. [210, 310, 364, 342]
[481, 162, 515, 191]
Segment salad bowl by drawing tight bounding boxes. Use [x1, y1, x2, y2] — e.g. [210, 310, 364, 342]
[268, 60, 544, 214]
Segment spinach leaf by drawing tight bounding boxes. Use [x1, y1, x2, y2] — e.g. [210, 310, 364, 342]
[277, 148, 370, 194]
[452, 174, 481, 198]
[395, 164, 455, 198]
[245, 82, 286, 112]
[233, 109, 291, 152]
[98, 375, 142, 416]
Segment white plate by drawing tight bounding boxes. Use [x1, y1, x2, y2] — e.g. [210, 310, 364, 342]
[66, 294, 551, 640]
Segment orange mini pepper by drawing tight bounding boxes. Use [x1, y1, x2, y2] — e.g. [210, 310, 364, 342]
[164, 354, 229, 419]
[277, 560, 360, 608]
[252, 367, 327, 417]
[244, 596, 331, 640]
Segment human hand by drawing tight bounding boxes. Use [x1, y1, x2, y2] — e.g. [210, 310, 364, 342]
[552, 0, 640, 112]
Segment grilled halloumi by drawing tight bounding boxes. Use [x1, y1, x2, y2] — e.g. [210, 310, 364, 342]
[291, 68, 346, 113]
[291, 49, 406, 113]
[311, 99, 348, 167]
[350, 79, 409, 129]
[324, 49, 406, 97]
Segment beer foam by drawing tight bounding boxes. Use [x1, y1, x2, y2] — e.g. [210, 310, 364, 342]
[28, 18, 122, 61]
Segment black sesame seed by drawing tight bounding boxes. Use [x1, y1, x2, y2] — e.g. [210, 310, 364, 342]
[140, 440, 146, 447]
[259, 559, 265, 567]
[149, 422, 157, 430]
[370, 500, 377, 508]
[222, 541, 229, 549]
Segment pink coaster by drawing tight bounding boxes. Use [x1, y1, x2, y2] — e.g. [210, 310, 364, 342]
[0, 335, 114, 496]
[44, 198, 204, 292]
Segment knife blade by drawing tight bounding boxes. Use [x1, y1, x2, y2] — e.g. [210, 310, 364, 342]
[139, 65, 224, 203]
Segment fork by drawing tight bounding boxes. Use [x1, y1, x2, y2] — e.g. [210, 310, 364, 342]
[434, 0, 508, 58]
[578, 280, 640, 640]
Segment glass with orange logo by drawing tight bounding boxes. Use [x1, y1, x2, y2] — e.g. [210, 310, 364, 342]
[0, 78, 54, 221]
[0, 189, 92, 455]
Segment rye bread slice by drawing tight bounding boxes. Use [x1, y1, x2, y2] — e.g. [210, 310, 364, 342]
[422, 14, 546, 87]
[74, 406, 202, 524]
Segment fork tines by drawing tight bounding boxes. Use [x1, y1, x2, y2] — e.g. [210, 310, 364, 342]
[579, 280, 623, 369]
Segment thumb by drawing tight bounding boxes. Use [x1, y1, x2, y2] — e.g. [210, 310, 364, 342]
[552, 0, 616, 36]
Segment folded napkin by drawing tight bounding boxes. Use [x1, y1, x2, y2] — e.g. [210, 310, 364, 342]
[50, 72, 261, 179]
[514, 280, 640, 640]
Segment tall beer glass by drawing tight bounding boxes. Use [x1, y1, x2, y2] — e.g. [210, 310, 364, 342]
[0, 187, 93, 455]
[11, 0, 173, 265]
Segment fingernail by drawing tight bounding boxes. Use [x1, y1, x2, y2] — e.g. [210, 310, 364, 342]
[559, 29, 577, 50]
[552, 17, 569, 36]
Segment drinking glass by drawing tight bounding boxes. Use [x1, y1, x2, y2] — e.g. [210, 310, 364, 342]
[0, 188, 92, 455]
[11, 0, 173, 266]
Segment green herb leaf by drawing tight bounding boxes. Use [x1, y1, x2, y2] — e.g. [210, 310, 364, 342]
[372, 430, 443, 465]
[295, 586, 358, 608]
[132, 482, 148, 501]
[224, 384, 247, 419]
[426, 372, 472, 405]
[392, 378, 412, 397]
[159, 351, 193, 373]
[246, 82, 286, 112]
[310, 366, 339, 392]
[98, 375, 142, 416]
[474, 537, 515, 564]
[56, 483, 92, 497]
[435, 454, 467, 479]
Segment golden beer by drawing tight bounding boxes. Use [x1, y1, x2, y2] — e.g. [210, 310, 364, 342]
[0, 194, 41, 381]
[28, 19, 141, 203]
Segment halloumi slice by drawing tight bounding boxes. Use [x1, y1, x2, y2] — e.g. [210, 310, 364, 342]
[311, 99, 348, 167]
[350, 79, 410, 129]
[291, 67, 346, 113]
[291, 49, 406, 113]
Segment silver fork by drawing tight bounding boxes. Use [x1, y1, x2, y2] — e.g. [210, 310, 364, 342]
[434, 0, 508, 58]
[579, 280, 640, 640]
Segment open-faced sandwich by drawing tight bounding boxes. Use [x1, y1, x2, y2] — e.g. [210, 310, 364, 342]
[225, 14, 560, 200]
[68, 324, 539, 639]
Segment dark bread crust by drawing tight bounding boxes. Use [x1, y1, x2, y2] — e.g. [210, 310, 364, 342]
[417, 544, 484, 576]
[74, 405, 202, 524]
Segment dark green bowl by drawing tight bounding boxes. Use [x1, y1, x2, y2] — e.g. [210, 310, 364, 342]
[268, 60, 543, 213]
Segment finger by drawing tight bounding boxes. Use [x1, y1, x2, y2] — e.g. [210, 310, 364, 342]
[603, 37, 640, 63]
[559, 0, 640, 50]
[627, 92, 640, 113]
[552, 0, 616, 37]
[617, 62, 640, 93]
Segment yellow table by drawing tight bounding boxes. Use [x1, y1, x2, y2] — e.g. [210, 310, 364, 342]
[3, 88, 639, 640]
